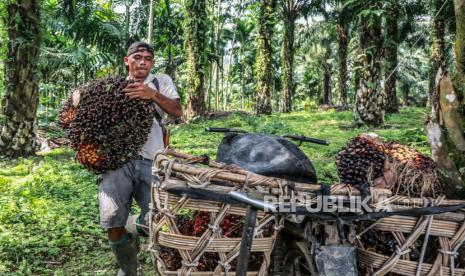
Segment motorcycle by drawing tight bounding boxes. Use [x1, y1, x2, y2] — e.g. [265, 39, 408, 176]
[153, 126, 465, 276]
[205, 127, 358, 276]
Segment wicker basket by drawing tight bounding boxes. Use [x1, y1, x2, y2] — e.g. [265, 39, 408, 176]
[355, 195, 465, 276]
[148, 150, 465, 275]
[148, 150, 290, 275]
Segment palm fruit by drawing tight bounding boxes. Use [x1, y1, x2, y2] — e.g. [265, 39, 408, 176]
[220, 214, 243, 237]
[336, 134, 440, 197]
[159, 211, 273, 272]
[383, 141, 440, 197]
[58, 98, 77, 129]
[360, 229, 397, 256]
[193, 211, 211, 236]
[59, 88, 82, 129]
[76, 142, 105, 171]
[59, 76, 157, 172]
[336, 134, 386, 190]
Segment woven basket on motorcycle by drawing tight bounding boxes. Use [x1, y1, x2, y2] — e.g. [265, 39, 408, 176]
[149, 149, 292, 275]
[148, 149, 339, 275]
[354, 195, 465, 275]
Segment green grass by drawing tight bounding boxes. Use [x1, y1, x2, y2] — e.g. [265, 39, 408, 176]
[170, 107, 430, 183]
[0, 107, 430, 275]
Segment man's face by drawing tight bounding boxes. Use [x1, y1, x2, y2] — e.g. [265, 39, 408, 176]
[124, 49, 154, 80]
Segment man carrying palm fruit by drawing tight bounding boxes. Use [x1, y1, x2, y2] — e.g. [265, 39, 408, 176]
[99, 41, 182, 275]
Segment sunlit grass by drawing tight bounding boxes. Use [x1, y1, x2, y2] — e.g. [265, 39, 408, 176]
[171, 106, 430, 183]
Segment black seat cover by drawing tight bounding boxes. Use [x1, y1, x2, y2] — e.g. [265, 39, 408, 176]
[216, 133, 317, 183]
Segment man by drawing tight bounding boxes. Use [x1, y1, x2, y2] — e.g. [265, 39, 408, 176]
[98, 41, 182, 275]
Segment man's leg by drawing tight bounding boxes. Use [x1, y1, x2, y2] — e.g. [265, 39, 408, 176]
[108, 228, 127, 241]
[129, 159, 154, 237]
[99, 163, 138, 275]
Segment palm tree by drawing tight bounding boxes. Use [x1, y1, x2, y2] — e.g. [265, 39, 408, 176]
[425, 0, 465, 191]
[42, 0, 125, 81]
[350, 0, 385, 126]
[322, 40, 333, 105]
[307, 0, 351, 108]
[184, 0, 208, 118]
[384, 0, 427, 113]
[336, 3, 350, 109]
[384, 0, 400, 113]
[428, 0, 446, 97]
[0, 0, 41, 157]
[397, 47, 429, 107]
[279, 0, 308, 112]
[255, 0, 277, 115]
[152, 0, 184, 79]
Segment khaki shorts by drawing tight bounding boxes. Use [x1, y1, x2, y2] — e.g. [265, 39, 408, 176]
[98, 159, 153, 229]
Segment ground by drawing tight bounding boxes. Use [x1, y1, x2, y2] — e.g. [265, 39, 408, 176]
[0, 107, 430, 275]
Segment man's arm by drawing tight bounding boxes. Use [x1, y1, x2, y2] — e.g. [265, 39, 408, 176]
[123, 82, 182, 117]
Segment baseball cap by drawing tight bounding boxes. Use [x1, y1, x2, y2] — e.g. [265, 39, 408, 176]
[126, 41, 154, 57]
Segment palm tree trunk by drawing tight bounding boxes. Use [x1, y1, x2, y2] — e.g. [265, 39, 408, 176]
[0, 0, 41, 157]
[353, 48, 362, 99]
[355, 13, 384, 126]
[220, 55, 224, 110]
[384, 5, 399, 113]
[401, 82, 410, 106]
[454, 0, 465, 111]
[147, 0, 155, 44]
[427, 69, 464, 191]
[165, 45, 177, 80]
[425, 0, 465, 191]
[429, 0, 446, 97]
[337, 14, 348, 108]
[214, 0, 222, 112]
[207, 63, 212, 112]
[164, 0, 178, 80]
[125, 4, 130, 42]
[215, 62, 220, 111]
[323, 47, 332, 105]
[255, 0, 276, 115]
[240, 50, 245, 110]
[281, 5, 295, 112]
[185, 0, 208, 118]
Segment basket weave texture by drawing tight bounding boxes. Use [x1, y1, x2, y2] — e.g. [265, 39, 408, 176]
[356, 195, 465, 276]
[148, 150, 465, 276]
[149, 150, 286, 275]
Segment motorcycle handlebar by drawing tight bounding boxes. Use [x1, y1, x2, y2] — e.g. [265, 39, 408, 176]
[283, 134, 330, 146]
[205, 128, 329, 145]
[205, 127, 247, 133]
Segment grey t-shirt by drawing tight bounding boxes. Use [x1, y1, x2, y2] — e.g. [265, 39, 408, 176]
[137, 73, 179, 159]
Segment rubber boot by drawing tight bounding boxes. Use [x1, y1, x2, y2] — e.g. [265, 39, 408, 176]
[110, 234, 138, 276]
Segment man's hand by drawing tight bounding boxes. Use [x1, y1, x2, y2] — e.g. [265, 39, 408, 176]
[123, 81, 183, 117]
[123, 82, 157, 100]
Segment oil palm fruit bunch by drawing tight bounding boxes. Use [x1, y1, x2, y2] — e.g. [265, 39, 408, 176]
[59, 76, 157, 172]
[336, 134, 440, 196]
[383, 141, 439, 197]
[336, 134, 386, 190]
